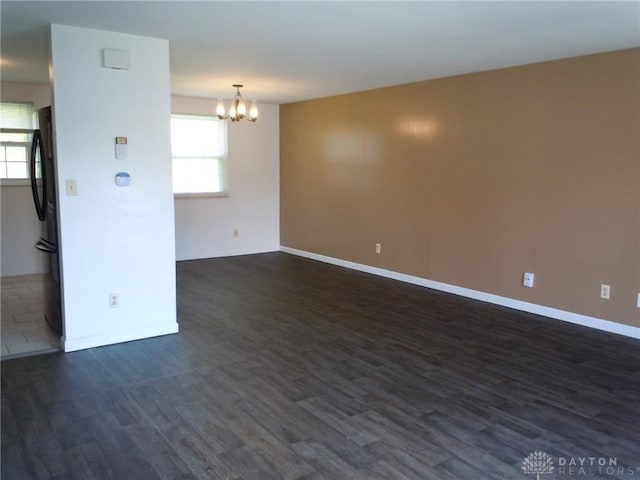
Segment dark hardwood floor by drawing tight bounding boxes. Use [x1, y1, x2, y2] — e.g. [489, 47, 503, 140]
[2, 252, 639, 479]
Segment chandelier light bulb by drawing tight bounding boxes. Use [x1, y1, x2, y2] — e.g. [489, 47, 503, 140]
[237, 98, 247, 117]
[216, 99, 226, 118]
[249, 101, 259, 122]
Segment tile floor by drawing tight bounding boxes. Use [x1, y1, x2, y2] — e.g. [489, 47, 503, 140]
[1, 274, 61, 360]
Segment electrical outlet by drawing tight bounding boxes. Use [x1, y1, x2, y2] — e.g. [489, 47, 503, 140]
[375, 243, 381, 254]
[523, 272, 535, 288]
[600, 284, 610, 300]
[109, 292, 119, 308]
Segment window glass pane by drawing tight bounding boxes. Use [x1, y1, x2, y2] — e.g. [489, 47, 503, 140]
[0, 143, 30, 179]
[7, 162, 28, 178]
[5, 145, 28, 163]
[200, 158, 222, 192]
[172, 157, 191, 193]
[1, 146, 10, 178]
[170, 115, 226, 157]
[173, 157, 222, 194]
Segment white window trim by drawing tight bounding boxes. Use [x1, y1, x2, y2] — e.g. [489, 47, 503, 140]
[1, 178, 31, 187]
[174, 191, 230, 199]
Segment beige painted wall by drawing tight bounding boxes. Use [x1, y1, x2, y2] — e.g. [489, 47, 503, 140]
[281, 48, 640, 328]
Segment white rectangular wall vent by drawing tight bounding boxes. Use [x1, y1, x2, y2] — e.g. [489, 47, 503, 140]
[102, 49, 129, 70]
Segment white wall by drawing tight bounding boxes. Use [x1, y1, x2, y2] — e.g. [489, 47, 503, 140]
[2, 88, 281, 274]
[172, 96, 279, 260]
[1, 187, 48, 276]
[50, 25, 177, 351]
[1, 82, 51, 276]
[1, 82, 51, 110]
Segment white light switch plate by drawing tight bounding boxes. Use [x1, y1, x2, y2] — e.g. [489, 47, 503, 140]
[66, 179, 78, 196]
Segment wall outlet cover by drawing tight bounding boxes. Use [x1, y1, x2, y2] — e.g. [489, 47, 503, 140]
[523, 272, 535, 288]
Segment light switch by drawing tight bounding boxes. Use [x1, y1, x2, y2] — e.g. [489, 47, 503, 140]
[66, 179, 78, 196]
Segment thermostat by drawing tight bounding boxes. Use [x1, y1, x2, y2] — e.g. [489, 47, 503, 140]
[115, 137, 128, 159]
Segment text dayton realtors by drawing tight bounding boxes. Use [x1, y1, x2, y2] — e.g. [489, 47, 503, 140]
[557, 457, 637, 477]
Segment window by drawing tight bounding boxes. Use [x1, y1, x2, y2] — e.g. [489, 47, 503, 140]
[170, 114, 227, 196]
[0, 102, 36, 180]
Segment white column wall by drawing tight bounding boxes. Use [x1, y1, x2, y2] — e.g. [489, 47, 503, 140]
[50, 25, 177, 351]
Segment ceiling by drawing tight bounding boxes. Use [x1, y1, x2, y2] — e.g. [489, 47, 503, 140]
[1, 1, 639, 104]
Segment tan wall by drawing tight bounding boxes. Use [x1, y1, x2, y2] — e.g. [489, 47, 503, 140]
[280, 48, 640, 328]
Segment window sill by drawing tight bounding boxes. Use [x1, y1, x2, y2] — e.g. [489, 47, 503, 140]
[174, 191, 229, 199]
[1, 179, 30, 187]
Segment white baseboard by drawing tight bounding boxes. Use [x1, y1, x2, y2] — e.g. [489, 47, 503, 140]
[280, 246, 640, 340]
[62, 322, 179, 352]
[177, 247, 279, 262]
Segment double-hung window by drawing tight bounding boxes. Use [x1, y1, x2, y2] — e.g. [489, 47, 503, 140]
[170, 114, 228, 196]
[0, 102, 36, 180]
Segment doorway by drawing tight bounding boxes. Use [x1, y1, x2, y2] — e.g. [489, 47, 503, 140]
[1, 273, 61, 359]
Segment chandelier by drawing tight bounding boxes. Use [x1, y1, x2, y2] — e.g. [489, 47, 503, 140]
[216, 84, 258, 122]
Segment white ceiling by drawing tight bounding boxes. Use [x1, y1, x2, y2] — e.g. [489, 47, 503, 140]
[1, 1, 639, 104]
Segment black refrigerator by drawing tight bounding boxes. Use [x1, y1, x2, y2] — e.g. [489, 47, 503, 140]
[31, 106, 62, 335]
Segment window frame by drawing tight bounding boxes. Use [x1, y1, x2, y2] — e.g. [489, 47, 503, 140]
[170, 113, 229, 198]
[0, 102, 36, 186]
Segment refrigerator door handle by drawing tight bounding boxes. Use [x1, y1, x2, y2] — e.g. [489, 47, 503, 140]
[30, 129, 47, 221]
[35, 238, 57, 254]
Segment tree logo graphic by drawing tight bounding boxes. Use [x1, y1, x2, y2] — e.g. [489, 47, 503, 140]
[522, 451, 554, 480]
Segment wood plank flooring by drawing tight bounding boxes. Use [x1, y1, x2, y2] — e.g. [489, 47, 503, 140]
[2, 252, 639, 479]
